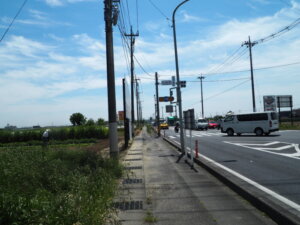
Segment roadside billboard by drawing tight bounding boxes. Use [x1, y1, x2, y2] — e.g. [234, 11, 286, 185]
[263, 96, 277, 111]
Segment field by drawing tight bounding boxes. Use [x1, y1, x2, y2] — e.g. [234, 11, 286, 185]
[0, 126, 125, 225]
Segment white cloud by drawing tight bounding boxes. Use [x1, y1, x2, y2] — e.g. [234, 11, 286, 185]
[179, 11, 207, 23]
[45, 0, 63, 7]
[44, 0, 97, 7]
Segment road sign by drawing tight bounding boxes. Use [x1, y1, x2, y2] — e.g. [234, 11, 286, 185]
[180, 81, 186, 88]
[183, 109, 195, 129]
[172, 76, 175, 86]
[159, 96, 174, 102]
[277, 95, 293, 108]
[166, 105, 173, 113]
[161, 80, 172, 85]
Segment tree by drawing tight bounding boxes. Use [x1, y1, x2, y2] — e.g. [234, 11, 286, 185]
[97, 118, 106, 126]
[70, 113, 86, 126]
[86, 118, 95, 126]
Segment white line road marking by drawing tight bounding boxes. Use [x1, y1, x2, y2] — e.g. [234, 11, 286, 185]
[168, 139, 300, 211]
[169, 136, 176, 139]
[224, 141, 300, 159]
[199, 154, 300, 212]
[241, 141, 280, 146]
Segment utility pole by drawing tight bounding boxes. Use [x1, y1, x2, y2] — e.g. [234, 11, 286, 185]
[197, 76, 205, 118]
[135, 79, 140, 127]
[125, 26, 139, 136]
[172, 0, 189, 162]
[155, 72, 160, 137]
[242, 36, 257, 112]
[104, 0, 119, 158]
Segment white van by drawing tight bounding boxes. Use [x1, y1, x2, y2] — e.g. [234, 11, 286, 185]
[221, 112, 279, 136]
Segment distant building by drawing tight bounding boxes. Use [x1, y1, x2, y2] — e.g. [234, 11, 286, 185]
[4, 124, 17, 130]
[33, 125, 41, 129]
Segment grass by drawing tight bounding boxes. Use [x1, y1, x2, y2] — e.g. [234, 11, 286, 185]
[0, 145, 123, 225]
[280, 121, 300, 130]
[144, 211, 157, 223]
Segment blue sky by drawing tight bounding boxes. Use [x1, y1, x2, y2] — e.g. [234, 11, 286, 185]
[1, 0, 300, 127]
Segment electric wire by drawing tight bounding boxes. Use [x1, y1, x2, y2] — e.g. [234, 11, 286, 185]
[125, 0, 132, 27]
[203, 60, 300, 76]
[0, 0, 28, 42]
[209, 47, 248, 75]
[205, 46, 244, 74]
[254, 17, 300, 44]
[147, 0, 170, 21]
[187, 77, 249, 82]
[136, 0, 139, 31]
[189, 79, 251, 107]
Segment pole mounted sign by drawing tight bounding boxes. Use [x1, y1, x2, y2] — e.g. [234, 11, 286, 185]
[166, 105, 173, 113]
[159, 96, 174, 102]
[263, 96, 277, 111]
[161, 80, 172, 85]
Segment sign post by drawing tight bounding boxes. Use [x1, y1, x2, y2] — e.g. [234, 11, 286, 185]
[277, 95, 293, 125]
[183, 109, 195, 168]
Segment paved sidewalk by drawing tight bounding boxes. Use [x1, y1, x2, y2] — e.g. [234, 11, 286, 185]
[115, 128, 276, 225]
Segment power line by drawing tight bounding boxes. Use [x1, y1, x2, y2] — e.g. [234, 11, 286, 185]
[187, 77, 249, 82]
[202, 60, 300, 76]
[205, 46, 244, 74]
[125, 0, 132, 27]
[254, 17, 300, 45]
[0, 0, 28, 42]
[147, 0, 170, 21]
[156, 60, 300, 78]
[134, 54, 153, 77]
[203, 79, 250, 102]
[189, 79, 250, 107]
[136, 0, 139, 31]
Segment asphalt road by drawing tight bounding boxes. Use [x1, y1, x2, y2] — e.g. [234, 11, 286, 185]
[162, 127, 300, 208]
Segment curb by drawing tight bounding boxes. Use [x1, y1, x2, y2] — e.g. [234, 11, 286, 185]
[163, 136, 300, 225]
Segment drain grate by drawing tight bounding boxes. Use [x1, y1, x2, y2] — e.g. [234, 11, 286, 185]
[124, 158, 142, 161]
[128, 153, 142, 155]
[122, 178, 143, 184]
[125, 166, 142, 170]
[114, 201, 143, 210]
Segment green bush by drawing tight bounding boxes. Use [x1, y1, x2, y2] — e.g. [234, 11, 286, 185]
[0, 126, 109, 143]
[0, 146, 123, 225]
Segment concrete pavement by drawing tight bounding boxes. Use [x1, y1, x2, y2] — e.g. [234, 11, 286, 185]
[114, 127, 276, 225]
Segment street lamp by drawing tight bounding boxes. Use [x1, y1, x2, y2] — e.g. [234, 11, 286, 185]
[172, 0, 190, 162]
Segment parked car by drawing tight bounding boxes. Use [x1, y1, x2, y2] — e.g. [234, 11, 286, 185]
[196, 119, 208, 130]
[159, 121, 169, 129]
[208, 121, 218, 129]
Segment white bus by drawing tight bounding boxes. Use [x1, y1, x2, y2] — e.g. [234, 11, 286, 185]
[221, 112, 279, 136]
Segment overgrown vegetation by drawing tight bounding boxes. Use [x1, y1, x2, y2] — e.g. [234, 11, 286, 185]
[0, 146, 123, 225]
[280, 122, 300, 130]
[144, 211, 157, 223]
[0, 125, 108, 143]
